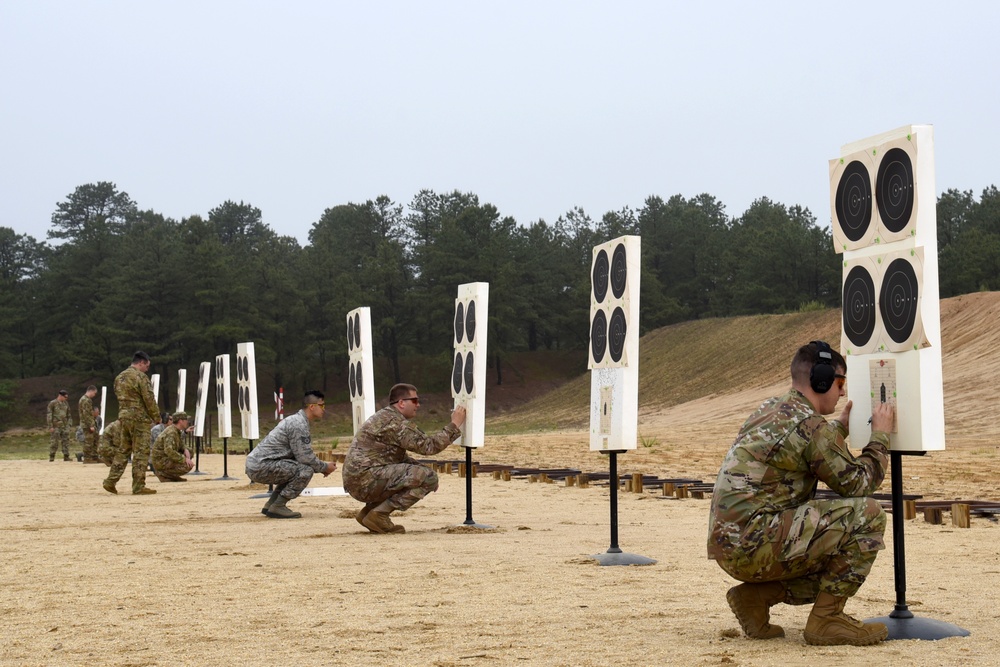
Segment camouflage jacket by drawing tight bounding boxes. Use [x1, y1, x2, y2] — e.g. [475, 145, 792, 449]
[343, 406, 461, 478]
[707, 389, 890, 561]
[47, 399, 71, 428]
[79, 395, 95, 429]
[152, 424, 186, 467]
[245, 410, 325, 473]
[114, 366, 160, 424]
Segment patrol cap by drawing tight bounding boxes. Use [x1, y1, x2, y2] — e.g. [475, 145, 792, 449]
[171, 411, 190, 421]
[58, 389, 69, 396]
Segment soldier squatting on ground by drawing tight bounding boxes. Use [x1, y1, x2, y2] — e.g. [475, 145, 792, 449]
[244, 390, 337, 519]
[342, 383, 466, 534]
[708, 341, 896, 646]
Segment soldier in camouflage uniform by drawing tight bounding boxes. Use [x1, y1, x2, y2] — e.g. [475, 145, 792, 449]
[707, 341, 896, 646]
[245, 391, 336, 519]
[98, 420, 120, 467]
[343, 383, 466, 534]
[103, 351, 161, 495]
[151, 412, 194, 482]
[46, 390, 73, 461]
[78, 385, 100, 463]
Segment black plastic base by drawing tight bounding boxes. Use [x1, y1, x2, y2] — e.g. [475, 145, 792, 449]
[187, 470, 210, 476]
[590, 550, 657, 566]
[212, 475, 239, 481]
[866, 614, 970, 641]
[457, 521, 495, 530]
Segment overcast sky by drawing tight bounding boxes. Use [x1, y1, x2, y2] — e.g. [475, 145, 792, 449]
[2, 1, 998, 246]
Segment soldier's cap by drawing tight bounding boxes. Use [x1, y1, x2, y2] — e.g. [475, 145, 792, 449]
[58, 389, 69, 396]
[171, 411, 190, 421]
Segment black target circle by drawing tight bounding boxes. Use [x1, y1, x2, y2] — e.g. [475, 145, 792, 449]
[236, 356, 245, 381]
[241, 356, 249, 382]
[876, 148, 914, 233]
[215, 357, 222, 379]
[592, 249, 609, 303]
[347, 315, 356, 351]
[842, 265, 877, 348]
[353, 315, 361, 350]
[244, 387, 251, 411]
[349, 363, 357, 397]
[238, 385, 245, 410]
[610, 243, 628, 299]
[454, 302, 465, 344]
[835, 160, 873, 242]
[466, 300, 476, 343]
[590, 309, 608, 364]
[879, 257, 919, 344]
[216, 383, 223, 405]
[608, 306, 627, 363]
[355, 361, 364, 397]
[464, 351, 475, 394]
[452, 353, 464, 394]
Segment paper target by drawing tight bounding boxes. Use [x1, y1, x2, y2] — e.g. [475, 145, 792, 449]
[236, 342, 259, 440]
[874, 135, 919, 242]
[830, 150, 877, 252]
[215, 354, 232, 438]
[193, 361, 211, 438]
[589, 235, 641, 451]
[841, 257, 880, 355]
[868, 358, 898, 433]
[452, 282, 489, 448]
[176, 369, 187, 413]
[151, 374, 160, 406]
[876, 247, 928, 352]
[346, 307, 376, 434]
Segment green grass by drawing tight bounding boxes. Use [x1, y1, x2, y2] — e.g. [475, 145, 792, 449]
[0, 431, 53, 460]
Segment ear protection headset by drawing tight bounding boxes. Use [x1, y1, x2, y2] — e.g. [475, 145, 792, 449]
[809, 340, 837, 393]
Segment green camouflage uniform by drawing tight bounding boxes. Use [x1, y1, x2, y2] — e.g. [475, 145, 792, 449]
[151, 424, 190, 481]
[98, 421, 120, 467]
[47, 398, 72, 459]
[78, 394, 98, 461]
[707, 389, 890, 603]
[342, 406, 461, 512]
[105, 367, 160, 493]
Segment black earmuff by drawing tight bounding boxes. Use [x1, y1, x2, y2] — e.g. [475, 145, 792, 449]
[809, 340, 836, 393]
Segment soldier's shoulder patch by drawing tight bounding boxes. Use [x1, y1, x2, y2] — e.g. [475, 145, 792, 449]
[301, 436, 311, 445]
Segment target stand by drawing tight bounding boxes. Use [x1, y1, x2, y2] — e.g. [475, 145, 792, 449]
[212, 437, 238, 481]
[865, 451, 969, 640]
[455, 446, 493, 530]
[188, 437, 209, 475]
[589, 451, 655, 566]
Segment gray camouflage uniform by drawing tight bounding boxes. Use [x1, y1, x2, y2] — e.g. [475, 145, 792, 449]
[245, 410, 325, 501]
[342, 405, 461, 512]
[707, 389, 890, 603]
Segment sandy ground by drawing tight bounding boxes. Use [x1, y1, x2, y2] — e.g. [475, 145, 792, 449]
[2, 418, 998, 667]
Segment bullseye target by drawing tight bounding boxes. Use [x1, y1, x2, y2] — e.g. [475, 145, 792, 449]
[830, 150, 877, 252]
[876, 247, 928, 352]
[608, 306, 627, 363]
[346, 307, 375, 434]
[610, 243, 628, 299]
[590, 310, 608, 364]
[592, 249, 609, 304]
[215, 353, 232, 438]
[452, 282, 489, 447]
[874, 135, 919, 242]
[236, 342, 260, 440]
[589, 237, 638, 369]
[842, 260, 879, 354]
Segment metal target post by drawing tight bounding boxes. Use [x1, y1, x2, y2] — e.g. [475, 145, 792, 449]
[213, 436, 237, 481]
[590, 451, 655, 566]
[461, 446, 491, 529]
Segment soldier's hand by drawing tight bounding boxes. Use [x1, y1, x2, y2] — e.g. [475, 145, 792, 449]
[323, 461, 337, 477]
[837, 399, 853, 429]
[451, 405, 467, 428]
[871, 401, 895, 433]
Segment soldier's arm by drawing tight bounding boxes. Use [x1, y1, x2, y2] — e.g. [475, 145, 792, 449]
[805, 417, 889, 497]
[396, 421, 461, 456]
[140, 376, 160, 423]
[287, 421, 327, 473]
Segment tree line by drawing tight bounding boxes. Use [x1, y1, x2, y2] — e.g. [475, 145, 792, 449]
[2, 182, 998, 401]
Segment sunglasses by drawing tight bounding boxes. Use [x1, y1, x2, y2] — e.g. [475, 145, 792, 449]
[834, 374, 847, 390]
[397, 397, 420, 405]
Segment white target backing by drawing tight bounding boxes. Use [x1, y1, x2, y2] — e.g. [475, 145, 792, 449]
[99, 386, 107, 435]
[452, 282, 489, 448]
[236, 342, 260, 440]
[588, 235, 641, 451]
[193, 361, 211, 438]
[176, 369, 187, 413]
[151, 374, 160, 406]
[346, 307, 375, 435]
[215, 354, 232, 438]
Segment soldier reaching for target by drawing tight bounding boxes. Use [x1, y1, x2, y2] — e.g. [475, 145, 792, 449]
[245, 391, 336, 519]
[343, 383, 466, 534]
[707, 341, 896, 646]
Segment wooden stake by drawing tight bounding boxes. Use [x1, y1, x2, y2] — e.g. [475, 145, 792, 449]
[951, 503, 971, 528]
[923, 507, 944, 524]
[444, 462, 453, 475]
[903, 499, 917, 520]
[502, 470, 511, 482]
[632, 473, 643, 493]
[691, 490, 705, 500]
[578, 474, 589, 488]
[662, 483, 675, 496]
[565, 476, 576, 487]
[675, 485, 689, 499]
[458, 462, 466, 478]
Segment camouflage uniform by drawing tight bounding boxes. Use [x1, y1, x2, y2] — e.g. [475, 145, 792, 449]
[342, 405, 461, 512]
[707, 389, 890, 603]
[78, 394, 99, 461]
[105, 367, 160, 493]
[46, 398, 72, 459]
[98, 421, 120, 467]
[151, 424, 190, 481]
[245, 410, 325, 501]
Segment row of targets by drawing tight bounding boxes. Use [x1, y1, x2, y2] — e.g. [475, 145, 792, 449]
[452, 282, 489, 447]
[841, 247, 929, 355]
[236, 342, 260, 440]
[588, 235, 641, 451]
[346, 307, 375, 434]
[830, 132, 919, 252]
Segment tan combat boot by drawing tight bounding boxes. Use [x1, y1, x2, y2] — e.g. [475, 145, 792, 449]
[361, 501, 405, 534]
[102, 480, 117, 495]
[133, 487, 157, 495]
[803, 591, 888, 646]
[356, 502, 379, 529]
[726, 582, 786, 639]
[265, 496, 302, 519]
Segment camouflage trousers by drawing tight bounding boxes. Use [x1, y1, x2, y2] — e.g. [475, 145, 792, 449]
[105, 418, 153, 493]
[49, 426, 71, 458]
[98, 438, 118, 467]
[716, 496, 886, 603]
[343, 463, 438, 512]
[245, 459, 315, 500]
[152, 457, 190, 481]
[82, 428, 99, 460]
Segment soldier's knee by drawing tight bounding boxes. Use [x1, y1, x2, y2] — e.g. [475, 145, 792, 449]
[417, 467, 439, 492]
[864, 497, 887, 532]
